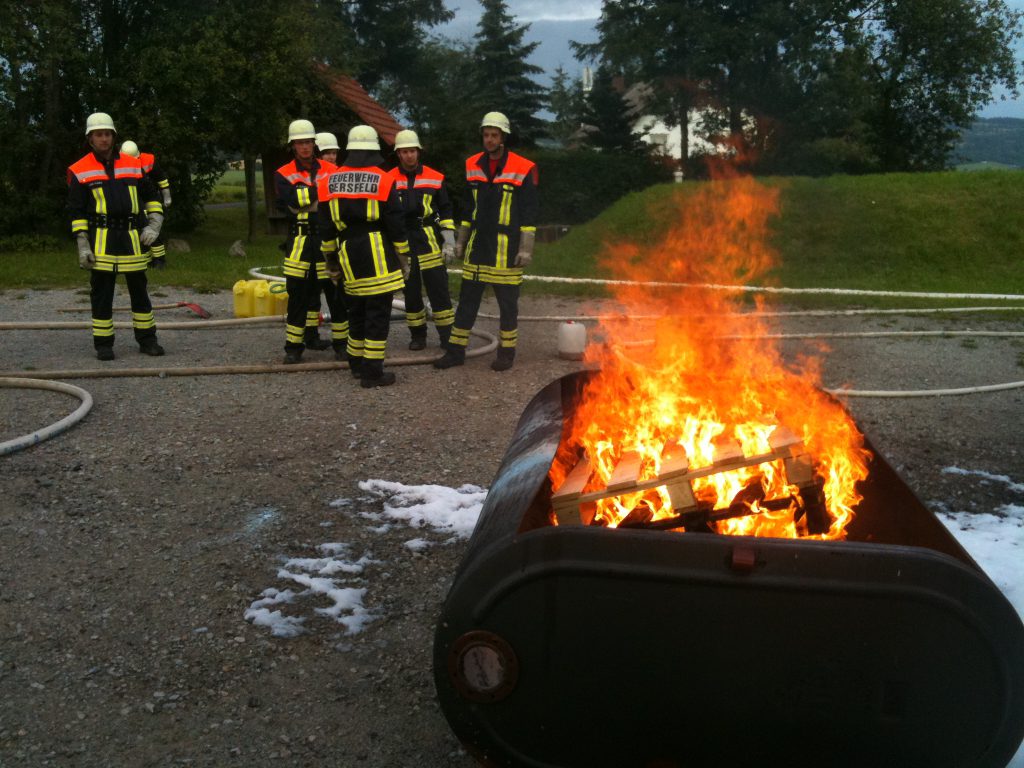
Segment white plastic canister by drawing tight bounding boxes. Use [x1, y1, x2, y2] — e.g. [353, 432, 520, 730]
[557, 320, 587, 360]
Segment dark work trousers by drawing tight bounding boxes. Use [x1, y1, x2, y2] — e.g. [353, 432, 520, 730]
[347, 292, 393, 377]
[307, 277, 349, 350]
[402, 261, 453, 339]
[451, 280, 519, 349]
[284, 272, 318, 352]
[89, 269, 156, 349]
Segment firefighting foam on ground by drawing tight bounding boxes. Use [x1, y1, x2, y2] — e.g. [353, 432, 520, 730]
[550, 165, 872, 539]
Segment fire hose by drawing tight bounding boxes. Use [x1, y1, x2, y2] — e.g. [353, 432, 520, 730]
[0, 378, 93, 456]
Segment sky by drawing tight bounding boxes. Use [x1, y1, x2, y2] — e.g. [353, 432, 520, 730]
[437, 0, 1024, 120]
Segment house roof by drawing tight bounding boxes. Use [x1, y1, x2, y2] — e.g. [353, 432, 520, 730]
[313, 62, 403, 145]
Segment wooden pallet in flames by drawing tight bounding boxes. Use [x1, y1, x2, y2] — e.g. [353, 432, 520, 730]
[551, 427, 826, 532]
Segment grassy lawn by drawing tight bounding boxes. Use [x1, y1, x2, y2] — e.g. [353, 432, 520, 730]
[3, 170, 1022, 306]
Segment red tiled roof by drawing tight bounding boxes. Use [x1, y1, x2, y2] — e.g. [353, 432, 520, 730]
[313, 62, 403, 145]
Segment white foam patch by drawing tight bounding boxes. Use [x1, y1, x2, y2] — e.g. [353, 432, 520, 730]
[358, 480, 486, 539]
[405, 538, 432, 552]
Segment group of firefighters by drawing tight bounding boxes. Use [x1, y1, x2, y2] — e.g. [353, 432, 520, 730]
[67, 109, 539, 386]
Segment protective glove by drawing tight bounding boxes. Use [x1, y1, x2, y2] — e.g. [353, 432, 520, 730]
[454, 225, 470, 263]
[76, 233, 95, 269]
[161, 188, 172, 208]
[397, 252, 411, 281]
[514, 230, 535, 268]
[140, 211, 163, 246]
[441, 228, 456, 265]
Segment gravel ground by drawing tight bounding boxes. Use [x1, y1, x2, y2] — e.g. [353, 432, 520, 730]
[1, 285, 1023, 767]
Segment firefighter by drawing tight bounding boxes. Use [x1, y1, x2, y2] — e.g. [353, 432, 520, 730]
[390, 129, 456, 350]
[275, 119, 334, 364]
[318, 125, 410, 388]
[295, 130, 349, 360]
[434, 111, 538, 372]
[67, 112, 165, 361]
[120, 140, 172, 269]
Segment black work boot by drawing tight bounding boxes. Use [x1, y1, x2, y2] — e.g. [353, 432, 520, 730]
[408, 329, 427, 351]
[140, 340, 165, 357]
[347, 354, 365, 378]
[96, 347, 115, 361]
[491, 347, 515, 372]
[333, 344, 346, 362]
[360, 360, 396, 388]
[433, 346, 465, 369]
[437, 326, 452, 349]
[304, 330, 331, 351]
[283, 348, 303, 365]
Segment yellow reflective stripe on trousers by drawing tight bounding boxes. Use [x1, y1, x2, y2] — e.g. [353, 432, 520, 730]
[286, 323, 304, 344]
[364, 339, 386, 360]
[132, 311, 156, 330]
[92, 318, 114, 337]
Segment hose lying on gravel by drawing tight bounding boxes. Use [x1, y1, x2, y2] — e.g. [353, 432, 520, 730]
[0, 328, 498, 381]
[0, 378, 93, 456]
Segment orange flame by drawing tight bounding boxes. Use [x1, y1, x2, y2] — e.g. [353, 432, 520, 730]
[551, 166, 870, 539]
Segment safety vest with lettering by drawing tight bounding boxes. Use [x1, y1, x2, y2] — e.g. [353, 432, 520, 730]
[67, 152, 161, 271]
[391, 164, 454, 269]
[461, 150, 538, 285]
[317, 165, 410, 297]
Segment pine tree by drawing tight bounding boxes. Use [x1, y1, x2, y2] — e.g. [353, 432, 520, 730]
[472, 0, 547, 146]
[547, 66, 587, 145]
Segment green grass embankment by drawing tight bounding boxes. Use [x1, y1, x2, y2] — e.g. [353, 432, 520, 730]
[533, 169, 1024, 304]
[2, 170, 1022, 303]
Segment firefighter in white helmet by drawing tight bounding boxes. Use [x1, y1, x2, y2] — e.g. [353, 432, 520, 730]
[390, 128, 456, 350]
[434, 111, 538, 372]
[67, 112, 165, 360]
[274, 118, 344, 363]
[121, 139, 173, 269]
[318, 125, 410, 387]
[315, 132, 340, 166]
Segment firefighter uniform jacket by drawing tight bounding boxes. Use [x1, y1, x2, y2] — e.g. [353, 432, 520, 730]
[138, 151, 171, 195]
[461, 149, 538, 285]
[390, 164, 454, 270]
[67, 151, 162, 272]
[318, 165, 410, 297]
[275, 158, 332, 281]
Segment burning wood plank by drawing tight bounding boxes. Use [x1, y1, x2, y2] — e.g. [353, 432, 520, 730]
[551, 428, 821, 530]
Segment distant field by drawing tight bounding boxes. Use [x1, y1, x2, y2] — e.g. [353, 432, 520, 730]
[208, 169, 264, 204]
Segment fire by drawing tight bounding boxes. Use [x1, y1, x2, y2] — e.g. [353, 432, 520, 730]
[550, 168, 870, 539]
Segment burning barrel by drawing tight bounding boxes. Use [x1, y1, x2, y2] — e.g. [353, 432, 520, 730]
[433, 371, 1024, 768]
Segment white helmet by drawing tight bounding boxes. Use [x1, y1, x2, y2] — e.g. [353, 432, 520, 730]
[287, 119, 316, 142]
[394, 129, 422, 150]
[85, 112, 116, 136]
[480, 111, 511, 135]
[346, 125, 379, 151]
[121, 140, 140, 157]
[315, 132, 340, 152]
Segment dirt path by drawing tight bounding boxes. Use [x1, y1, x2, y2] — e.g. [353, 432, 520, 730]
[1, 287, 1022, 766]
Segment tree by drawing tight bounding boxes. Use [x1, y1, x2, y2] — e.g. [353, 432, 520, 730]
[578, 0, 1023, 174]
[547, 65, 587, 145]
[579, 64, 647, 153]
[472, 0, 547, 146]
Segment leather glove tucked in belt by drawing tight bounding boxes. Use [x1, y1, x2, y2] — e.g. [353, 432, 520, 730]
[76, 233, 96, 269]
[161, 188, 172, 208]
[514, 230, 535, 268]
[441, 228, 456, 265]
[140, 211, 163, 246]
